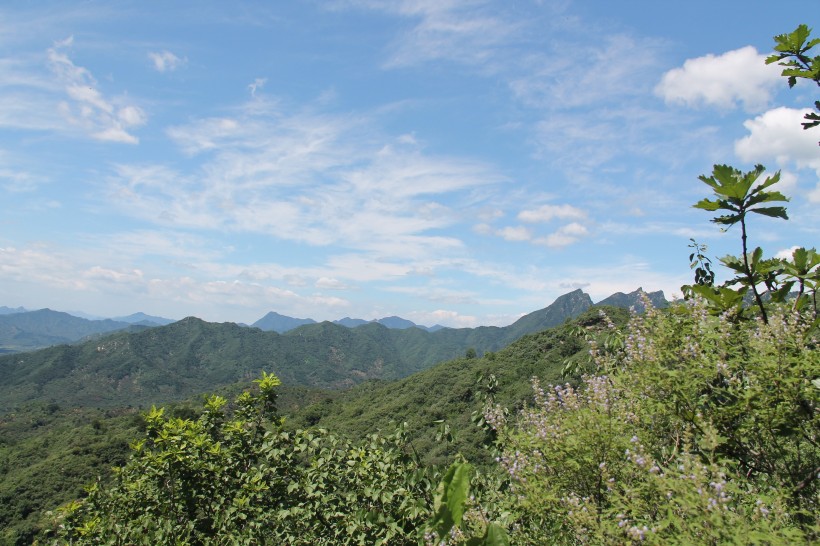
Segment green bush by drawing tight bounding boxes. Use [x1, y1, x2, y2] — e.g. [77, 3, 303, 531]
[489, 301, 818, 544]
[46, 373, 439, 545]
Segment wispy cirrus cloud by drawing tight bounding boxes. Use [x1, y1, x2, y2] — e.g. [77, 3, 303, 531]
[0, 35, 146, 143]
[48, 37, 146, 143]
[148, 50, 186, 72]
[335, 0, 522, 69]
[108, 97, 503, 268]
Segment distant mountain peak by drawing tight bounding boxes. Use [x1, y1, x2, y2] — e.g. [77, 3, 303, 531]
[113, 312, 176, 326]
[596, 288, 668, 312]
[252, 312, 317, 333]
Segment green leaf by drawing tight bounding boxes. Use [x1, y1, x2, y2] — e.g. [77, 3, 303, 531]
[693, 198, 722, 212]
[749, 206, 789, 220]
[430, 462, 472, 540]
[484, 523, 511, 546]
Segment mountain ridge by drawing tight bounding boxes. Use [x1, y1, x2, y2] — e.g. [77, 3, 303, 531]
[0, 287, 667, 413]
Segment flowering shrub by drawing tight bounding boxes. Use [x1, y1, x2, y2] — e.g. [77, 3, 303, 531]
[491, 300, 819, 544]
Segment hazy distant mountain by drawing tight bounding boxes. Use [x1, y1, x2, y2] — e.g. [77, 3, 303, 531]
[375, 316, 417, 329]
[253, 311, 317, 333]
[0, 288, 614, 410]
[113, 312, 177, 326]
[258, 312, 440, 333]
[0, 309, 135, 352]
[66, 310, 105, 320]
[0, 306, 27, 315]
[334, 317, 370, 328]
[596, 288, 668, 313]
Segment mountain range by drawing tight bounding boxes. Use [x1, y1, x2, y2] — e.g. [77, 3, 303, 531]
[0, 288, 666, 354]
[252, 311, 446, 333]
[0, 309, 143, 354]
[0, 288, 663, 540]
[0, 287, 666, 412]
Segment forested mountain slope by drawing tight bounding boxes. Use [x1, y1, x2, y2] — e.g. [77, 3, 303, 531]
[287, 306, 631, 466]
[0, 305, 629, 543]
[0, 288, 651, 413]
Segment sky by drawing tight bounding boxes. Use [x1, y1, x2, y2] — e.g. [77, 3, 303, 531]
[0, 1, 818, 327]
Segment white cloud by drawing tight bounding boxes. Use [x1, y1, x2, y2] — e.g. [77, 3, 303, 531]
[118, 105, 146, 126]
[167, 117, 242, 154]
[656, 46, 780, 112]
[808, 184, 820, 204]
[315, 277, 353, 290]
[512, 33, 660, 110]
[560, 222, 587, 236]
[558, 260, 690, 304]
[735, 107, 820, 174]
[109, 120, 487, 276]
[424, 308, 479, 328]
[774, 246, 800, 261]
[248, 77, 266, 97]
[92, 127, 139, 144]
[46, 38, 145, 143]
[497, 225, 531, 241]
[83, 266, 145, 284]
[0, 150, 45, 192]
[518, 203, 586, 223]
[534, 222, 589, 248]
[149, 50, 185, 72]
[337, 0, 519, 69]
[472, 222, 493, 235]
[128, 104, 501, 262]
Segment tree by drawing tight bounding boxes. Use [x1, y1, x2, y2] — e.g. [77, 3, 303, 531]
[766, 24, 820, 142]
[689, 164, 789, 323]
[47, 372, 440, 545]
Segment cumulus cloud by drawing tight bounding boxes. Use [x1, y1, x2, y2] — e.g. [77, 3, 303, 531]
[149, 50, 186, 72]
[735, 107, 820, 173]
[656, 46, 780, 112]
[774, 246, 800, 261]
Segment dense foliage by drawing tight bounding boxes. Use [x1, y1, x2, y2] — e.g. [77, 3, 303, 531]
[287, 306, 628, 467]
[47, 373, 442, 545]
[487, 301, 819, 544]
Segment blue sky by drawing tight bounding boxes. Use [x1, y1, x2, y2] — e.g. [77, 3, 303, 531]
[0, 1, 817, 327]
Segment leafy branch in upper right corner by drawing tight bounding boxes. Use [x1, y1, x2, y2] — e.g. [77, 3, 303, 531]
[766, 24, 820, 140]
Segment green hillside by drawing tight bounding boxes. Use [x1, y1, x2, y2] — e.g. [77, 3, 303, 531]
[0, 306, 626, 544]
[0, 289, 607, 413]
[287, 306, 630, 466]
